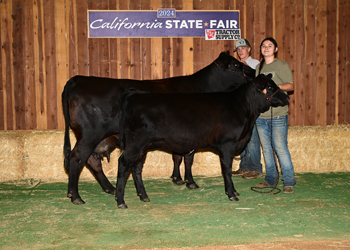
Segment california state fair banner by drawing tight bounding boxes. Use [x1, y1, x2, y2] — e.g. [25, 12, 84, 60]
[88, 9, 240, 40]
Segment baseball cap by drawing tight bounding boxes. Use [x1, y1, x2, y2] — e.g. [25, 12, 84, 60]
[234, 39, 251, 51]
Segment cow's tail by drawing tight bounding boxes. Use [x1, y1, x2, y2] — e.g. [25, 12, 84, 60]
[62, 78, 74, 173]
[118, 89, 145, 150]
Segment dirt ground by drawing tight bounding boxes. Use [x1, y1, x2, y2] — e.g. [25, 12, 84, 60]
[139, 240, 350, 250]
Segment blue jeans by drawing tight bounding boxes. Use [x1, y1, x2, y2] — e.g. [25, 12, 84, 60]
[239, 124, 262, 173]
[255, 115, 296, 187]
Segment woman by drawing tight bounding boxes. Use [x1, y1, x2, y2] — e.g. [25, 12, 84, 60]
[255, 37, 296, 194]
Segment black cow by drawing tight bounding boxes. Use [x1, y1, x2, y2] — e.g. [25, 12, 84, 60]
[62, 51, 255, 205]
[116, 74, 289, 209]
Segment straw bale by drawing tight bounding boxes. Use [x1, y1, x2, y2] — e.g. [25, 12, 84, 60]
[191, 150, 240, 176]
[0, 131, 26, 181]
[22, 130, 120, 182]
[22, 131, 67, 181]
[287, 125, 350, 173]
[142, 150, 174, 177]
[142, 149, 240, 178]
[0, 125, 349, 182]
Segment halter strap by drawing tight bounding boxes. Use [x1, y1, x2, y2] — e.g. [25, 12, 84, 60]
[253, 82, 280, 102]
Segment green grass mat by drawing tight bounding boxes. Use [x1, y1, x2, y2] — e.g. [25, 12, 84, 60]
[1, 173, 349, 249]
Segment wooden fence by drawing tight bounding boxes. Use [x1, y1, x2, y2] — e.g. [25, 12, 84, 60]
[0, 0, 349, 130]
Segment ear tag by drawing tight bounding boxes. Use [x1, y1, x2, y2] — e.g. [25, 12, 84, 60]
[262, 89, 269, 100]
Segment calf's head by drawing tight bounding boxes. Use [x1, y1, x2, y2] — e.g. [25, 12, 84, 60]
[255, 74, 289, 107]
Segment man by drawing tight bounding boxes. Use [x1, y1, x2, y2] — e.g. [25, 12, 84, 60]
[234, 38, 260, 69]
[232, 38, 263, 179]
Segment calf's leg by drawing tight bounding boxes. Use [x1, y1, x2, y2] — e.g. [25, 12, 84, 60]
[115, 153, 130, 209]
[131, 151, 150, 202]
[86, 155, 116, 195]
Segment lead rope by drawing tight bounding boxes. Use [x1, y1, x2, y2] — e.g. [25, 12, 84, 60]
[251, 107, 281, 195]
[234, 148, 247, 160]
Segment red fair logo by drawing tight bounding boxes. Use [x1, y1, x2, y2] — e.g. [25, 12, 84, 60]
[205, 30, 215, 39]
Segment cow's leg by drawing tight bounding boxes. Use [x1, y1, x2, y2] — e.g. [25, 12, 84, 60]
[219, 148, 240, 201]
[66, 145, 92, 205]
[184, 153, 199, 189]
[116, 153, 131, 209]
[171, 153, 185, 185]
[86, 155, 116, 195]
[131, 151, 150, 202]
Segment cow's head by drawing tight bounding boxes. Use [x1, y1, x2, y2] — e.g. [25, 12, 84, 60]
[216, 51, 256, 81]
[254, 74, 289, 108]
[216, 51, 242, 71]
[215, 51, 256, 81]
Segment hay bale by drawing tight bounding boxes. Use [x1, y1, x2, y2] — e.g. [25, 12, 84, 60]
[22, 130, 120, 182]
[142, 149, 239, 178]
[22, 130, 67, 181]
[288, 125, 350, 173]
[0, 125, 349, 182]
[191, 150, 240, 176]
[0, 131, 26, 181]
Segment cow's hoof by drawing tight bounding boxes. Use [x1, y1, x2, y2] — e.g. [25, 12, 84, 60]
[104, 188, 116, 195]
[140, 197, 150, 202]
[186, 183, 200, 189]
[229, 196, 239, 201]
[118, 203, 128, 209]
[234, 191, 240, 196]
[72, 198, 85, 205]
[172, 178, 185, 185]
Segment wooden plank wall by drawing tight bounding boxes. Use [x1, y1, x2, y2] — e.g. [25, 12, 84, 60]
[0, 0, 349, 131]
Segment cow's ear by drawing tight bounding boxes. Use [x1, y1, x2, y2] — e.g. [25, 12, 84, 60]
[225, 50, 230, 55]
[267, 73, 273, 79]
[219, 51, 226, 57]
[255, 74, 266, 90]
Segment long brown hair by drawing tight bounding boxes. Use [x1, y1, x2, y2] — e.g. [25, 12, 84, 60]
[258, 37, 278, 74]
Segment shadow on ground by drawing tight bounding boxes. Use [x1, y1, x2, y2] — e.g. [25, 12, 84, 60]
[0, 173, 349, 249]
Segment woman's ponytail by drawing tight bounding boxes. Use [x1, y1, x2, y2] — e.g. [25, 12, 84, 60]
[258, 58, 265, 74]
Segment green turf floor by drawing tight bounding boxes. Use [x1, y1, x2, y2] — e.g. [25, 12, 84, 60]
[0, 172, 349, 249]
